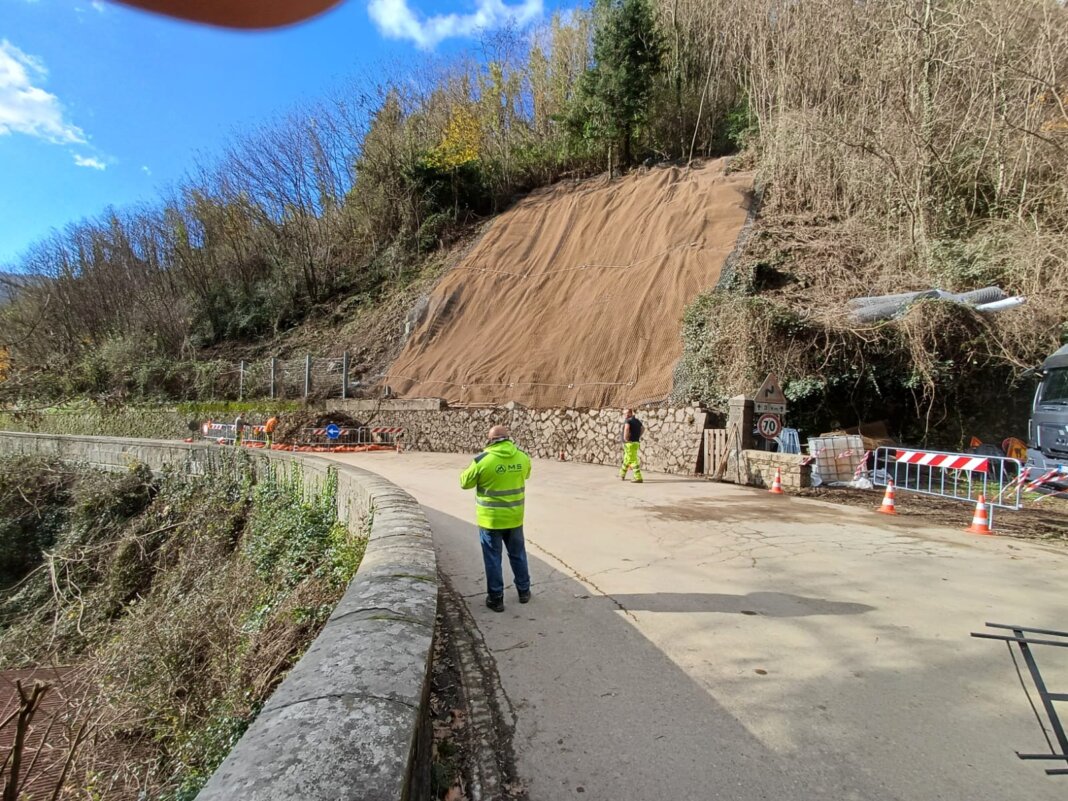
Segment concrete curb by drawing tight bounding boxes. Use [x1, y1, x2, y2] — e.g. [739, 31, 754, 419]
[0, 432, 438, 801]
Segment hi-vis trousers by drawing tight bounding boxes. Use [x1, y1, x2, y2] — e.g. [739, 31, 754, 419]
[620, 441, 643, 481]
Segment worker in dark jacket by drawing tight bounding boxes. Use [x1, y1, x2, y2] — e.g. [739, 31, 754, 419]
[460, 425, 532, 612]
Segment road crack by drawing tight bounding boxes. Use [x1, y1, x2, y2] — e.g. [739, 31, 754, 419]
[525, 540, 639, 622]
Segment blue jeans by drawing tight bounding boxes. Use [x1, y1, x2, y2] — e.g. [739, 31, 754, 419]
[479, 526, 531, 599]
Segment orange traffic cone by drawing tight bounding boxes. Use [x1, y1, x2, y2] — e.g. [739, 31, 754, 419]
[877, 480, 897, 514]
[965, 495, 992, 535]
[769, 468, 784, 495]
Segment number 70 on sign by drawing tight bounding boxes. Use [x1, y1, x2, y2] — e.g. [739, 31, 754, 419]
[757, 413, 782, 440]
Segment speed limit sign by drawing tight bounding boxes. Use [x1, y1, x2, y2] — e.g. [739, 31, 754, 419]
[757, 413, 782, 440]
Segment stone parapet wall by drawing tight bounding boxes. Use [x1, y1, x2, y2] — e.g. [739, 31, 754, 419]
[0, 407, 188, 440]
[355, 403, 710, 475]
[726, 450, 813, 490]
[0, 432, 437, 801]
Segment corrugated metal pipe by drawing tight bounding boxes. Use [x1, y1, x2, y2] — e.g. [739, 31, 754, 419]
[849, 287, 1011, 323]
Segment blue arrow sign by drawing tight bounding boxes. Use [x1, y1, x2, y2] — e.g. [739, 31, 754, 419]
[325, 423, 341, 440]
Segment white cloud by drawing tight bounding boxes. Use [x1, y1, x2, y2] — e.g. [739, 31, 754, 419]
[0, 39, 86, 145]
[141, 165, 151, 176]
[91, 1, 108, 11]
[368, 0, 543, 49]
[73, 154, 106, 170]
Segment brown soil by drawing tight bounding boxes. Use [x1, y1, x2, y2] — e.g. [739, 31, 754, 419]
[0, 668, 73, 798]
[798, 486, 1068, 542]
[385, 160, 753, 408]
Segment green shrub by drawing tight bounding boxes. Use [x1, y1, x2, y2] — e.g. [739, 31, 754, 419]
[0, 456, 366, 798]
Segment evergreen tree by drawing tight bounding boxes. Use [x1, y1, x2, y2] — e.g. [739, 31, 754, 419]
[571, 0, 664, 171]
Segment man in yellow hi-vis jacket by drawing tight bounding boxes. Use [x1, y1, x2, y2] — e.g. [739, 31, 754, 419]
[460, 425, 532, 613]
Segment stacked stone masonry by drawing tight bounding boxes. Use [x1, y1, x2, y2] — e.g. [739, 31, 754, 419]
[0, 432, 437, 801]
[337, 400, 709, 475]
[732, 450, 813, 490]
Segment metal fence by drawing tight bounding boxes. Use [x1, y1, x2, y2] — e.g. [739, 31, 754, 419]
[200, 421, 404, 452]
[971, 622, 1068, 777]
[873, 446, 1024, 526]
[201, 422, 269, 445]
[234, 354, 360, 401]
[294, 426, 404, 448]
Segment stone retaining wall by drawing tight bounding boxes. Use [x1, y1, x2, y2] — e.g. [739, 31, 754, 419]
[0, 432, 437, 801]
[0, 401, 712, 475]
[727, 450, 813, 489]
[338, 401, 711, 474]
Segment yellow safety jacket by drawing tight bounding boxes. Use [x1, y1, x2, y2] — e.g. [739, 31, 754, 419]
[460, 439, 531, 530]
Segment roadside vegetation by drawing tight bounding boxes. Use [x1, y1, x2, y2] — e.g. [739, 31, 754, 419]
[0, 0, 1065, 441]
[0, 454, 365, 800]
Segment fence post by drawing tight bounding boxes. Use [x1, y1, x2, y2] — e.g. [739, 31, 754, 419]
[269, 358, 277, 399]
[341, 352, 349, 400]
[239, 360, 246, 401]
[304, 355, 312, 400]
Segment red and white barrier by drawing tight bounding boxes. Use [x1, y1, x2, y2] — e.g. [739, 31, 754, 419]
[895, 450, 990, 473]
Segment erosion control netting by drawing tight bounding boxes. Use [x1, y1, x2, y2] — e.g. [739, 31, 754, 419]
[385, 159, 753, 408]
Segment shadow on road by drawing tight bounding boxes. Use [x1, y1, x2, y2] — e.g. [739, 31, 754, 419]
[607, 591, 875, 617]
[334, 458, 1060, 801]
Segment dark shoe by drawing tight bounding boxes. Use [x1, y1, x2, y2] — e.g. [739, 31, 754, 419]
[518, 590, 531, 604]
[486, 596, 505, 613]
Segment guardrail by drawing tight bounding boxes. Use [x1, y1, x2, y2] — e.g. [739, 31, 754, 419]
[0, 432, 437, 801]
[873, 446, 1023, 527]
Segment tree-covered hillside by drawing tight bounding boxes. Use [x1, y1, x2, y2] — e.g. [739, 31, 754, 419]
[1, 0, 1065, 440]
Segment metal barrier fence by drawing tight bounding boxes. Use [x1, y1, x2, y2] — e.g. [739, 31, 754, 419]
[201, 423, 270, 445]
[203, 422, 236, 443]
[1021, 465, 1068, 496]
[296, 426, 404, 448]
[873, 447, 1023, 526]
[201, 422, 405, 452]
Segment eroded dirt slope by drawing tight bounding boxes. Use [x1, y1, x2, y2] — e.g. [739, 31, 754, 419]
[385, 159, 753, 408]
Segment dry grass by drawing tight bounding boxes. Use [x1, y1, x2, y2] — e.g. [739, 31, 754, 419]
[677, 193, 1066, 446]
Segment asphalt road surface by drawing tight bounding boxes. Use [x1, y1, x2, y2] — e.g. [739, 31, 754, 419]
[330, 451, 1068, 801]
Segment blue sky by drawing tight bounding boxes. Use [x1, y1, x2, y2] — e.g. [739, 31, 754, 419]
[0, 0, 554, 268]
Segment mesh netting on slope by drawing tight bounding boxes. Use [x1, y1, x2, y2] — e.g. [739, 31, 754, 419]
[385, 159, 753, 409]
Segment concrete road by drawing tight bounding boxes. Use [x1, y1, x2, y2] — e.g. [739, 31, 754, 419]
[330, 451, 1068, 801]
